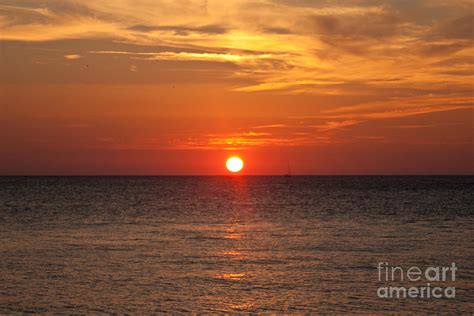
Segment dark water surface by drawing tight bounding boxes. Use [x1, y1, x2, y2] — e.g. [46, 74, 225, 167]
[0, 176, 473, 313]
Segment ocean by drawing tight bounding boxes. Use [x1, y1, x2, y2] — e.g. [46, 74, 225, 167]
[0, 176, 472, 313]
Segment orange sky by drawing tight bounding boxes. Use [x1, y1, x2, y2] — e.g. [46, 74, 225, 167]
[0, 0, 473, 175]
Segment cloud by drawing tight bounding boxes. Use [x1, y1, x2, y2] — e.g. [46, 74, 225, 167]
[253, 124, 287, 129]
[385, 124, 436, 129]
[1, 0, 473, 105]
[358, 105, 472, 119]
[64, 54, 81, 60]
[324, 94, 474, 116]
[262, 27, 293, 34]
[311, 120, 361, 131]
[416, 41, 471, 57]
[431, 56, 474, 67]
[127, 24, 228, 35]
[308, 7, 401, 39]
[171, 132, 331, 150]
[90, 50, 284, 66]
[0, 0, 472, 157]
[138, 52, 276, 63]
[441, 15, 474, 40]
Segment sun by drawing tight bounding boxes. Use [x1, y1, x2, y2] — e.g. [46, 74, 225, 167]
[226, 156, 244, 173]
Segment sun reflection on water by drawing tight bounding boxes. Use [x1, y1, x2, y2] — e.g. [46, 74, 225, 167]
[220, 273, 247, 280]
[223, 251, 242, 256]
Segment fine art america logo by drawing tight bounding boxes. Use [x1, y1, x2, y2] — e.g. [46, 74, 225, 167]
[377, 262, 457, 299]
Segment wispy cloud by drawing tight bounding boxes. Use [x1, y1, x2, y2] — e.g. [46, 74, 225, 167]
[311, 120, 361, 131]
[64, 54, 81, 60]
[90, 50, 280, 64]
[1, 0, 473, 146]
[253, 124, 287, 129]
[2, 2, 472, 97]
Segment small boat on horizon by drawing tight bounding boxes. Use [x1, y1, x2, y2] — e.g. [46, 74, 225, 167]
[284, 161, 291, 177]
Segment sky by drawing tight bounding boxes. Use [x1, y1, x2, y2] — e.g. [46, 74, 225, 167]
[0, 0, 473, 175]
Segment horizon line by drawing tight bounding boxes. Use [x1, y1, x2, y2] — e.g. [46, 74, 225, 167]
[0, 174, 473, 177]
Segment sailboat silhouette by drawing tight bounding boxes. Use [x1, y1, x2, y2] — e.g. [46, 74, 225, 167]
[285, 161, 291, 177]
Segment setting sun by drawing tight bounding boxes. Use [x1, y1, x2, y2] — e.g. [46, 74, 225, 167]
[226, 157, 244, 173]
